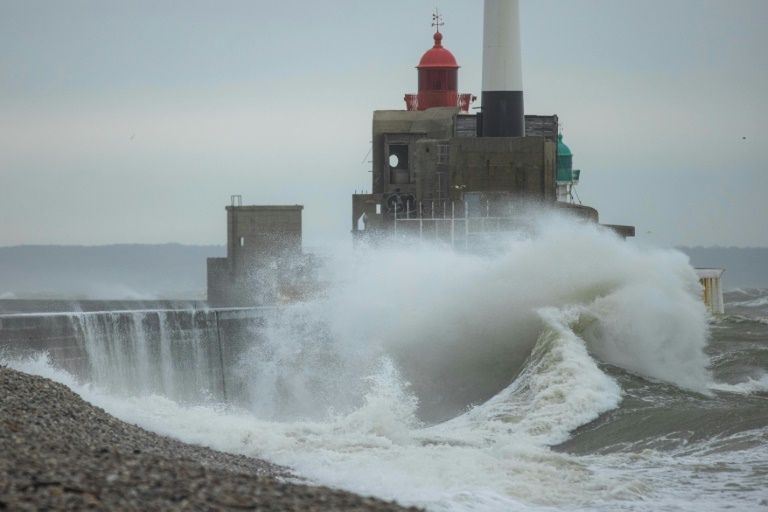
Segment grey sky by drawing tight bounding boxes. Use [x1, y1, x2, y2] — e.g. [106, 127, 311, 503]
[1, 0, 766, 249]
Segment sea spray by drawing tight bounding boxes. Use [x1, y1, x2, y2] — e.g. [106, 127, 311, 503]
[284, 214, 713, 423]
[70, 310, 224, 403]
[5, 213, 744, 511]
[233, 302, 391, 421]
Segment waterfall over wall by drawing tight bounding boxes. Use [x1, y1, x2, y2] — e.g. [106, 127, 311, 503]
[0, 308, 280, 405]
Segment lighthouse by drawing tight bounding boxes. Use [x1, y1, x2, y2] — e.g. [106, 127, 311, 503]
[480, 0, 525, 137]
[210, 4, 634, 306]
[350, 6, 634, 244]
[404, 12, 475, 112]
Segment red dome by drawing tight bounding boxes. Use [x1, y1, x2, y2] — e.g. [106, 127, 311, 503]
[417, 31, 459, 69]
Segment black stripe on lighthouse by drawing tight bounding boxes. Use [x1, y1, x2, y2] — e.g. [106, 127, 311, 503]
[481, 0, 525, 138]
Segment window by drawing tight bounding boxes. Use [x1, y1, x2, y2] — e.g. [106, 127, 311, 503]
[388, 143, 410, 185]
[437, 145, 449, 164]
[239, 237, 245, 247]
[388, 144, 409, 169]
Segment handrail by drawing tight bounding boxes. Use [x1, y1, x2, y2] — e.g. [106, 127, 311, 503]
[404, 92, 476, 112]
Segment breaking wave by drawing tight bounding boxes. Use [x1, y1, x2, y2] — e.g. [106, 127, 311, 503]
[6, 214, 731, 511]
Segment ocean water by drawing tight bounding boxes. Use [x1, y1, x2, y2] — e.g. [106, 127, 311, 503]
[6, 216, 768, 511]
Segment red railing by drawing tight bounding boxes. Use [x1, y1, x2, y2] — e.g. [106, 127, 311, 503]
[404, 92, 476, 112]
[405, 93, 418, 111]
[458, 93, 476, 112]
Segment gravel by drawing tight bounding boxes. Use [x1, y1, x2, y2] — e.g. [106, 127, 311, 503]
[0, 366, 422, 511]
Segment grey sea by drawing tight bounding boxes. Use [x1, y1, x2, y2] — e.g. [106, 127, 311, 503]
[3, 223, 767, 511]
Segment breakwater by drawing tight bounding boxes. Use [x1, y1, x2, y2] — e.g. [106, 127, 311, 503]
[0, 306, 281, 406]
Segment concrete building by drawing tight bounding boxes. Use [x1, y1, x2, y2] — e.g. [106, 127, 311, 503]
[209, 3, 635, 305]
[351, 7, 634, 245]
[207, 196, 305, 307]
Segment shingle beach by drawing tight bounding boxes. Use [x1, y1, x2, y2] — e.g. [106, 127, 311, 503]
[0, 367, 421, 511]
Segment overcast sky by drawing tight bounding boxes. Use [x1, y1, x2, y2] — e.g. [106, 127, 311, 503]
[1, 0, 766, 249]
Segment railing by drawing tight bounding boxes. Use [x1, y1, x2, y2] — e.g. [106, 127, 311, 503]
[404, 92, 476, 112]
[391, 200, 525, 250]
[404, 94, 418, 111]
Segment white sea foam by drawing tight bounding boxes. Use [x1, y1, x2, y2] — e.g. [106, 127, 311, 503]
[709, 373, 768, 394]
[4, 214, 727, 511]
[4, 351, 639, 511]
[428, 306, 622, 447]
[728, 295, 768, 308]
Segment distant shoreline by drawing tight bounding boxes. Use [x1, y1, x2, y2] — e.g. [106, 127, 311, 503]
[1, 244, 766, 297]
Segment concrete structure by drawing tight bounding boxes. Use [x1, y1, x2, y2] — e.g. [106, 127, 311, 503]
[0, 307, 282, 404]
[696, 268, 725, 315]
[351, 17, 634, 245]
[207, 197, 305, 307]
[209, 6, 634, 304]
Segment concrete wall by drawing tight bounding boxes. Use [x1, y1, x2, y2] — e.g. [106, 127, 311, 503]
[0, 307, 282, 406]
[208, 205, 304, 308]
[371, 108, 458, 195]
[358, 108, 634, 241]
[447, 136, 556, 202]
[206, 258, 229, 307]
[0, 313, 90, 380]
[408, 136, 556, 205]
[361, 109, 557, 230]
[227, 205, 303, 265]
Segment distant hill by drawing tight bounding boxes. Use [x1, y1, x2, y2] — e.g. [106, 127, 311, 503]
[677, 246, 768, 289]
[0, 244, 225, 300]
[1, 244, 764, 300]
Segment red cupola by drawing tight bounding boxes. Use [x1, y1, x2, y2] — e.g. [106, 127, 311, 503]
[418, 31, 459, 70]
[405, 17, 475, 112]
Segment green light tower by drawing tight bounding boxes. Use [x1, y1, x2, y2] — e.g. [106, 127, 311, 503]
[556, 132, 580, 203]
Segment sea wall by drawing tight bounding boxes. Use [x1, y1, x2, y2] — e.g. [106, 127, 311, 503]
[0, 307, 282, 406]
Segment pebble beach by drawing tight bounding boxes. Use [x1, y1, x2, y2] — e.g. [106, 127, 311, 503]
[0, 366, 421, 511]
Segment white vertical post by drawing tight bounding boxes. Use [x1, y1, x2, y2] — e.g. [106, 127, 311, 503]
[465, 201, 469, 251]
[451, 201, 455, 248]
[419, 201, 423, 240]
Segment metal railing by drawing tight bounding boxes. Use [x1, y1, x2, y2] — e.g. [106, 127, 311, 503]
[404, 92, 476, 112]
[392, 200, 522, 249]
